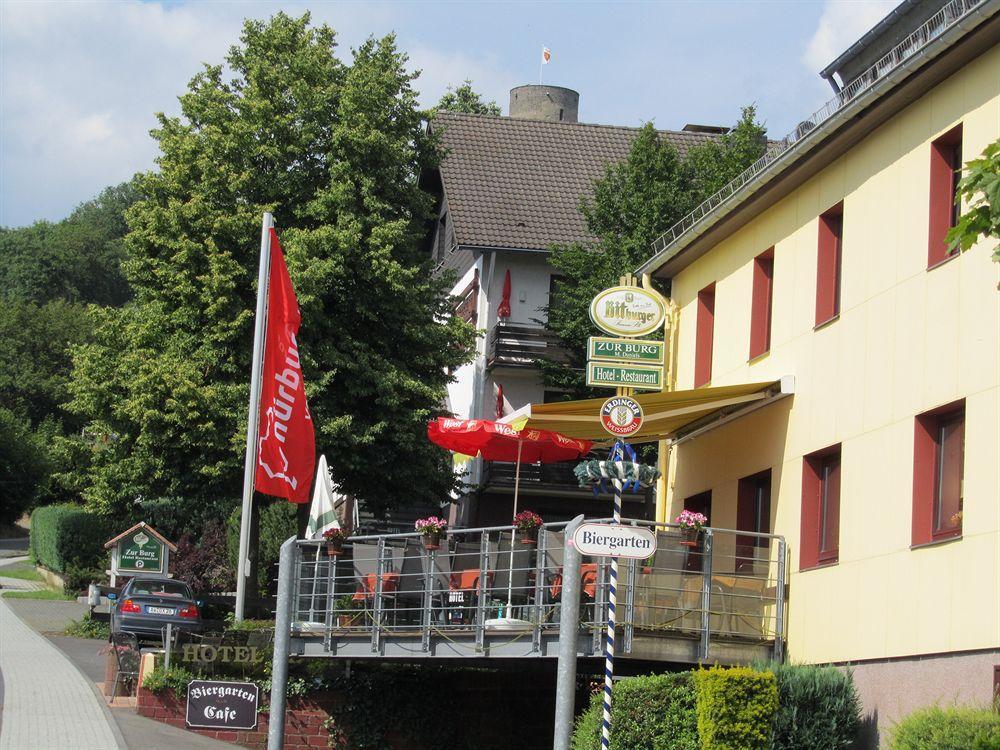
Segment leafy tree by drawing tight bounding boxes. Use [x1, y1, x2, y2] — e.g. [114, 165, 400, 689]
[0, 181, 138, 306]
[542, 108, 767, 397]
[67, 13, 475, 519]
[0, 408, 57, 524]
[435, 80, 501, 116]
[947, 138, 1000, 262]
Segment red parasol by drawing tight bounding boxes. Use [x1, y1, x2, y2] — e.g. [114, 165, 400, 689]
[427, 418, 592, 463]
[497, 269, 512, 319]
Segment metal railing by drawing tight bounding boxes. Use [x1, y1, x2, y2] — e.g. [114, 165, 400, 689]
[647, 0, 985, 262]
[486, 321, 568, 370]
[290, 519, 786, 662]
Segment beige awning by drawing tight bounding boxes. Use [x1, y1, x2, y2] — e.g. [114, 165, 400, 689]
[501, 376, 794, 443]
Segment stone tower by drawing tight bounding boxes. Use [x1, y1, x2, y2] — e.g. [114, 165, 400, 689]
[508, 85, 580, 123]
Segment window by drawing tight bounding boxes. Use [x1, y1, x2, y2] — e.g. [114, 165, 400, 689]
[800, 445, 841, 569]
[928, 124, 963, 268]
[912, 401, 965, 545]
[436, 212, 448, 262]
[736, 470, 771, 573]
[815, 202, 843, 327]
[694, 283, 715, 387]
[749, 249, 774, 359]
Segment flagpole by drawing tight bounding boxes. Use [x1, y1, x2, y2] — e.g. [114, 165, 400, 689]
[539, 45, 543, 84]
[235, 212, 274, 621]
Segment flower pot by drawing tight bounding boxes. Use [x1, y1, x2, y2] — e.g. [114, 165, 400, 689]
[337, 614, 356, 628]
[422, 530, 442, 551]
[641, 566, 653, 575]
[679, 527, 700, 548]
[326, 539, 344, 556]
[519, 526, 539, 545]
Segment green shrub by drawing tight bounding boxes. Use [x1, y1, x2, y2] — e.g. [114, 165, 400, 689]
[756, 662, 861, 750]
[571, 673, 699, 750]
[29, 504, 111, 573]
[61, 562, 105, 595]
[889, 705, 1000, 750]
[142, 665, 200, 698]
[693, 666, 778, 750]
[226, 501, 297, 598]
[64, 612, 110, 640]
[139, 496, 238, 541]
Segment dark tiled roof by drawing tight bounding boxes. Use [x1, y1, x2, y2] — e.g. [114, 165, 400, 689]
[430, 112, 717, 251]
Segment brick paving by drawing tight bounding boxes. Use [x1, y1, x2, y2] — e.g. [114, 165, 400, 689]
[0, 595, 122, 749]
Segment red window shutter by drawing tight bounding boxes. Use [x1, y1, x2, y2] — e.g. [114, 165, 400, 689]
[736, 470, 771, 573]
[928, 124, 962, 268]
[800, 459, 821, 570]
[912, 400, 965, 546]
[819, 452, 841, 562]
[816, 203, 843, 326]
[749, 249, 774, 359]
[801, 445, 841, 569]
[695, 284, 715, 387]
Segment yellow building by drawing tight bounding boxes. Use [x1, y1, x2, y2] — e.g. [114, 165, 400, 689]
[639, 0, 999, 741]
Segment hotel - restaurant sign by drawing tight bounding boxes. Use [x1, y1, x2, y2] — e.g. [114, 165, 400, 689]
[589, 286, 666, 337]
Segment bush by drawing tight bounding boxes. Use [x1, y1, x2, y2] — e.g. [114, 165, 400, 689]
[61, 561, 105, 595]
[65, 612, 110, 640]
[139, 496, 238, 542]
[758, 662, 861, 750]
[889, 705, 1000, 750]
[142, 665, 200, 698]
[226, 501, 298, 598]
[171, 519, 234, 595]
[693, 666, 778, 750]
[571, 673, 699, 750]
[29, 503, 111, 573]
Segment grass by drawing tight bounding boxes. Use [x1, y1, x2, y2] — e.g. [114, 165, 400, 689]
[0, 563, 44, 582]
[2, 589, 74, 601]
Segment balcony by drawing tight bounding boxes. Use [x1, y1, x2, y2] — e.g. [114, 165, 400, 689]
[486, 322, 568, 371]
[287, 521, 786, 666]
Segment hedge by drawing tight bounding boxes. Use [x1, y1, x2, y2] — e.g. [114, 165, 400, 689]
[693, 666, 778, 750]
[571, 673, 699, 750]
[761, 662, 861, 750]
[889, 705, 1000, 750]
[29, 504, 112, 574]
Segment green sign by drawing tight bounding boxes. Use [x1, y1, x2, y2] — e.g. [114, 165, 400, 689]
[588, 337, 665, 364]
[587, 362, 663, 391]
[118, 530, 164, 573]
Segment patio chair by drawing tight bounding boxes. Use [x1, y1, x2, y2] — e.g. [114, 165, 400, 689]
[420, 541, 453, 625]
[394, 539, 426, 626]
[110, 632, 141, 700]
[352, 543, 399, 615]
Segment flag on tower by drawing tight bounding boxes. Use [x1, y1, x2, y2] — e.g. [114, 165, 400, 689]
[541, 46, 551, 64]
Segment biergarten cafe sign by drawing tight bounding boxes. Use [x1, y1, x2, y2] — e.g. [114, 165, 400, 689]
[103, 522, 176, 584]
[186, 680, 259, 731]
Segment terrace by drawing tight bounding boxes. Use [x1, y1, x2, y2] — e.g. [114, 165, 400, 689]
[286, 519, 786, 667]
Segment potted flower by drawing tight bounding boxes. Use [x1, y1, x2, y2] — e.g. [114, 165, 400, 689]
[641, 554, 655, 574]
[675, 510, 708, 547]
[334, 595, 358, 628]
[323, 527, 347, 556]
[415, 516, 448, 551]
[513, 510, 543, 545]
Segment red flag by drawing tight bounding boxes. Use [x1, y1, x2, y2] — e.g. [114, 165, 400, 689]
[255, 229, 316, 503]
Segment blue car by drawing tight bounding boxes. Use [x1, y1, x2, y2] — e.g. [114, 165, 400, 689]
[110, 577, 203, 641]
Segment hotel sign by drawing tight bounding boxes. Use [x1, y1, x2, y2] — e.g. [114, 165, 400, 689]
[587, 362, 663, 391]
[588, 337, 664, 364]
[589, 286, 666, 337]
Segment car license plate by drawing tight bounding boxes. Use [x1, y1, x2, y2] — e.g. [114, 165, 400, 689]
[147, 606, 175, 616]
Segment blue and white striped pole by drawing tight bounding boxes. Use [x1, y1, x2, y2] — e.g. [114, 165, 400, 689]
[601, 441, 624, 750]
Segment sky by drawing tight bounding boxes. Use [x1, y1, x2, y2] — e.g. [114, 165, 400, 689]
[0, 0, 898, 228]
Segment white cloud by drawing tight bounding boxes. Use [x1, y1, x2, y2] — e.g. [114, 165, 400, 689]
[802, 1, 898, 75]
[0, 1, 513, 227]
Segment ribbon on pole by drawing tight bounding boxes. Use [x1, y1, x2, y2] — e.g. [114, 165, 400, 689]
[601, 440, 625, 750]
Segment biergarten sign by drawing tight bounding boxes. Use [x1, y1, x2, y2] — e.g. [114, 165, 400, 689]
[588, 337, 665, 364]
[587, 362, 663, 391]
[572, 523, 657, 559]
[589, 286, 666, 337]
[186, 680, 259, 731]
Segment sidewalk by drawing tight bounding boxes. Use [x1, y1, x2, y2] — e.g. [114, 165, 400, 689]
[0, 594, 123, 749]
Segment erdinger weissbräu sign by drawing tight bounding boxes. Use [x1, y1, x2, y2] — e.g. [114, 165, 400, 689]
[103, 522, 176, 579]
[572, 523, 657, 559]
[186, 680, 259, 731]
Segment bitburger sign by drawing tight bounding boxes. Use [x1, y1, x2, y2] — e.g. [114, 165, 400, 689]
[589, 286, 666, 337]
[186, 680, 259, 731]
